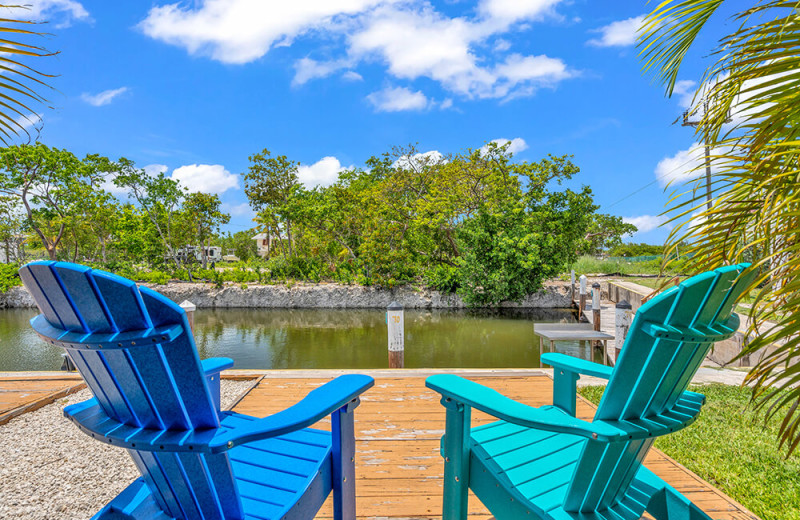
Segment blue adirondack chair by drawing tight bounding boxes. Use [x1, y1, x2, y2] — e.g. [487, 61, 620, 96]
[426, 264, 753, 520]
[20, 261, 374, 520]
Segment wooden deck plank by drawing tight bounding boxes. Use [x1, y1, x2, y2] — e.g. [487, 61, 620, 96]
[233, 373, 761, 520]
[0, 376, 86, 425]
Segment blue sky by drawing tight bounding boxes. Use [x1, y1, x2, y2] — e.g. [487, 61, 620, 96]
[18, 0, 731, 243]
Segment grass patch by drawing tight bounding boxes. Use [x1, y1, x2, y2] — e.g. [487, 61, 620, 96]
[578, 384, 800, 520]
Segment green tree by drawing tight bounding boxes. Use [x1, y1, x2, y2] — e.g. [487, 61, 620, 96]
[640, 1, 800, 452]
[243, 149, 300, 258]
[114, 159, 187, 268]
[182, 192, 230, 268]
[578, 214, 637, 256]
[0, 194, 24, 262]
[0, 144, 105, 260]
[457, 154, 595, 305]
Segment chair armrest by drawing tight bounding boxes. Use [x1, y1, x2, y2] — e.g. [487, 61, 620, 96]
[426, 374, 624, 442]
[202, 357, 234, 412]
[541, 353, 613, 379]
[202, 357, 235, 375]
[209, 374, 374, 452]
[541, 353, 612, 416]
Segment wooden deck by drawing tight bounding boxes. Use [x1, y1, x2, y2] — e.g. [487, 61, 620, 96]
[234, 370, 760, 520]
[0, 373, 84, 425]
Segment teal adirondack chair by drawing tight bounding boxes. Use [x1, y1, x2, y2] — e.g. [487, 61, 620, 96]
[20, 261, 374, 520]
[426, 264, 752, 520]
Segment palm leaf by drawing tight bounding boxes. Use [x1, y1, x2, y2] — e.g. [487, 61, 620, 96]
[0, 4, 55, 144]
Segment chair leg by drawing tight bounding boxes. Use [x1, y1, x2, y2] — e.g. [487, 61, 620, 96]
[441, 397, 471, 520]
[637, 467, 712, 520]
[332, 400, 358, 520]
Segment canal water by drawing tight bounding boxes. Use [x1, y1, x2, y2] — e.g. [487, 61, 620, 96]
[0, 308, 598, 371]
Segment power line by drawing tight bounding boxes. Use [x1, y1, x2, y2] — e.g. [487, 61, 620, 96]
[606, 153, 703, 209]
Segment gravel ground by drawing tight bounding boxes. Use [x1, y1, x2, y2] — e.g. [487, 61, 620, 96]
[0, 379, 255, 519]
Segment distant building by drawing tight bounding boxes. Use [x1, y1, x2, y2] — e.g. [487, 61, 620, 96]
[175, 245, 223, 264]
[252, 233, 272, 258]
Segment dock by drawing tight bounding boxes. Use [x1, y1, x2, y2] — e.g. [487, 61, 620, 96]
[0, 369, 760, 519]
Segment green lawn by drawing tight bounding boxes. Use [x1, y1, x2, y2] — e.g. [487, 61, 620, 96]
[578, 384, 800, 520]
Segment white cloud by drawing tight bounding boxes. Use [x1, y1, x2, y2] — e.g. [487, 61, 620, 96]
[349, 6, 574, 100]
[655, 143, 708, 187]
[101, 164, 168, 197]
[341, 70, 363, 81]
[139, 0, 574, 103]
[139, 0, 387, 65]
[12, 0, 90, 26]
[171, 164, 239, 194]
[493, 38, 511, 52]
[623, 215, 667, 235]
[440, 98, 454, 109]
[367, 86, 430, 112]
[293, 57, 352, 86]
[297, 156, 351, 188]
[672, 79, 697, 109]
[480, 137, 528, 156]
[478, 0, 562, 24]
[655, 143, 730, 188]
[14, 112, 42, 132]
[392, 150, 445, 170]
[221, 202, 255, 218]
[143, 164, 169, 177]
[587, 15, 645, 47]
[81, 87, 128, 107]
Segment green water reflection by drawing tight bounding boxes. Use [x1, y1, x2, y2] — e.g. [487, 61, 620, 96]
[0, 308, 597, 371]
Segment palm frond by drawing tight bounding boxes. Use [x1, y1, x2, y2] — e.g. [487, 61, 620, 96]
[0, 4, 55, 144]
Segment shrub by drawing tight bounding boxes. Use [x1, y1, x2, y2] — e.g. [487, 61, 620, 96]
[0, 263, 21, 293]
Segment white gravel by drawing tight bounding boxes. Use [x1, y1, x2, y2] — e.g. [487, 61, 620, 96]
[0, 379, 255, 519]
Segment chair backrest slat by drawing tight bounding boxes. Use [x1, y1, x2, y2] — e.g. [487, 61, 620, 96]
[562, 264, 751, 513]
[20, 261, 244, 520]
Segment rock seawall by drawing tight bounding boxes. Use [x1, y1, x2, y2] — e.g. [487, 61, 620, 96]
[0, 282, 572, 309]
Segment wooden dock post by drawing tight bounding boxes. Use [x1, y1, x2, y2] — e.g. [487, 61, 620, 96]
[570, 269, 576, 304]
[615, 299, 632, 362]
[592, 282, 601, 347]
[579, 275, 587, 321]
[387, 301, 404, 368]
[180, 300, 196, 333]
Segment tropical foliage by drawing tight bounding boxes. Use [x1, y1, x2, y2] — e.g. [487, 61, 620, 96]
[640, 1, 800, 453]
[0, 4, 54, 144]
[0, 142, 635, 304]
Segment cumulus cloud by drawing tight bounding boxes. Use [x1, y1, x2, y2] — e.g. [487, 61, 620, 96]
[139, 0, 574, 102]
[293, 57, 352, 86]
[655, 143, 730, 188]
[480, 137, 528, 156]
[143, 164, 169, 177]
[392, 150, 445, 170]
[367, 86, 430, 112]
[171, 164, 239, 194]
[478, 0, 562, 23]
[349, 6, 574, 100]
[81, 87, 129, 107]
[341, 70, 363, 81]
[587, 15, 645, 47]
[297, 156, 351, 188]
[139, 0, 387, 64]
[654, 143, 709, 187]
[623, 215, 667, 235]
[221, 202, 255, 218]
[14, 112, 42, 132]
[13, 0, 90, 26]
